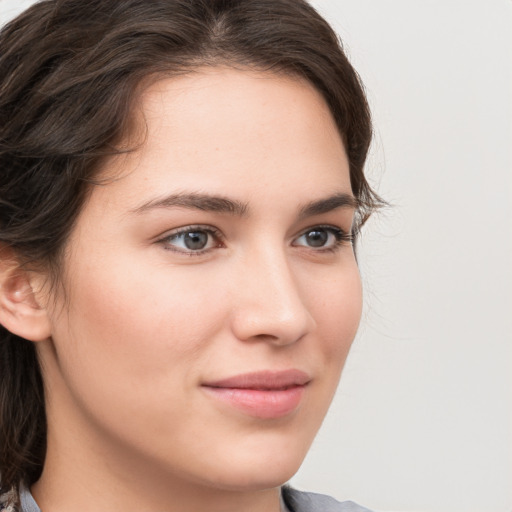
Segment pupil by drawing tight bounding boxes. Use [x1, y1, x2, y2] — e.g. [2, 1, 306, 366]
[306, 229, 327, 247]
[184, 231, 208, 250]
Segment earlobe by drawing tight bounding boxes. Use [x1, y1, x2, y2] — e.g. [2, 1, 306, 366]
[0, 253, 52, 342]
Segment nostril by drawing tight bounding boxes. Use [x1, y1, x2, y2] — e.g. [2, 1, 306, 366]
[252, 333, 279, 341]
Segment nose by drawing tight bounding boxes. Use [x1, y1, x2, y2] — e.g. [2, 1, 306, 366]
[229, 248, 316, 346]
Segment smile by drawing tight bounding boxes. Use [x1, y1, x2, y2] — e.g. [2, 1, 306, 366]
[201, 370, 310, 419]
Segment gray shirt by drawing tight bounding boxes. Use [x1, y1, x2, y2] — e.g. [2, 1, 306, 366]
[282, 486, 373, 512]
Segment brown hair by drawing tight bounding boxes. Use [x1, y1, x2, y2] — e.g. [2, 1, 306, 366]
[0, 0, 382, 493]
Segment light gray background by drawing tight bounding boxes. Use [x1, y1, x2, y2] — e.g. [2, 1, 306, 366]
[1, 1, 510, 511]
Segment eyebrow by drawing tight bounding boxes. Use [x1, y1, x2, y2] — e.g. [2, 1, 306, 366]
[131, 191, 357, 218]
[298, 192, 358, 219]
[131, 192, 249, 216]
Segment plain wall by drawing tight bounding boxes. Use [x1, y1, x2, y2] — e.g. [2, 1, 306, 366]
[1, 1, 510, 511]
[291, 2, 512, 511]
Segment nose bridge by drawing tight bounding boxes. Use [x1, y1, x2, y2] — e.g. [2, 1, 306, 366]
[230, 243, 314, 344]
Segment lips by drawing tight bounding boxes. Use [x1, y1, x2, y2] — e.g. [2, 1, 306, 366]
[202, 370, 310, 419]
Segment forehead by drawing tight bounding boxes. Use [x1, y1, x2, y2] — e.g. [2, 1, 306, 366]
[93, 68, 351, 213]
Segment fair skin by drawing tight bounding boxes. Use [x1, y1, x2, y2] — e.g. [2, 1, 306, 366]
[7, 68, 362, 512]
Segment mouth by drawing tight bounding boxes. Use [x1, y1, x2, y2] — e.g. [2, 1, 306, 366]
[201, 369, 311, 419]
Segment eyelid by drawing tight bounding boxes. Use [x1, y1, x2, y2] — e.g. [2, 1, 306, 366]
[292, 224, 353, 250]
[156, 224, 225, 255]
[154, 223, 352, 257]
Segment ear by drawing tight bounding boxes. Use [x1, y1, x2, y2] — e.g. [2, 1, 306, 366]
[0, 249, 52, 342]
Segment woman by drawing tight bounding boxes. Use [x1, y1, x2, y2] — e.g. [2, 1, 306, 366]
[0, 1, 382, 511]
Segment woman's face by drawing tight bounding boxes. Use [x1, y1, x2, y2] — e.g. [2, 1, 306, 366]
[38, 68, 362, 494]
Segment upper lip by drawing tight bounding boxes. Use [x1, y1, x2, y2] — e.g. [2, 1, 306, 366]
[202, 369, 311, 390]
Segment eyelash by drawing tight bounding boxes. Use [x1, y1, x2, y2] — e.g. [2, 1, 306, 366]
[293, 225, 354, 253]
[157, 224, 353, 256]
[158, 225, 225, 256]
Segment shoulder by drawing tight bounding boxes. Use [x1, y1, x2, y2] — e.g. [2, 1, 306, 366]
[282, 486, 374, 512]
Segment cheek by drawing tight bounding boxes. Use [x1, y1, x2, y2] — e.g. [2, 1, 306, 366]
[295, 265, 362, 440]
[308, 264, 363, 362]
[49, 255, 228, 406]
[67, 255, 220, 347]
[45, 259, 231, 445]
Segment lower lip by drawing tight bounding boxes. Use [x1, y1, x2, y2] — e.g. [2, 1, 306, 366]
[202, 385, 306, 419]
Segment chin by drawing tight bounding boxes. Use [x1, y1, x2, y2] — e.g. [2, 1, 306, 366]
[206, 464, 300, 492]
[196, 434, 311, 492]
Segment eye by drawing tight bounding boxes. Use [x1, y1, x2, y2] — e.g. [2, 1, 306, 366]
[158, 226, 223, 254]
[293, 226, 352, 250]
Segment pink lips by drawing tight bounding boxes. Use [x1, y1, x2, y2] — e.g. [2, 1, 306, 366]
[202, 369, 310, 419]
